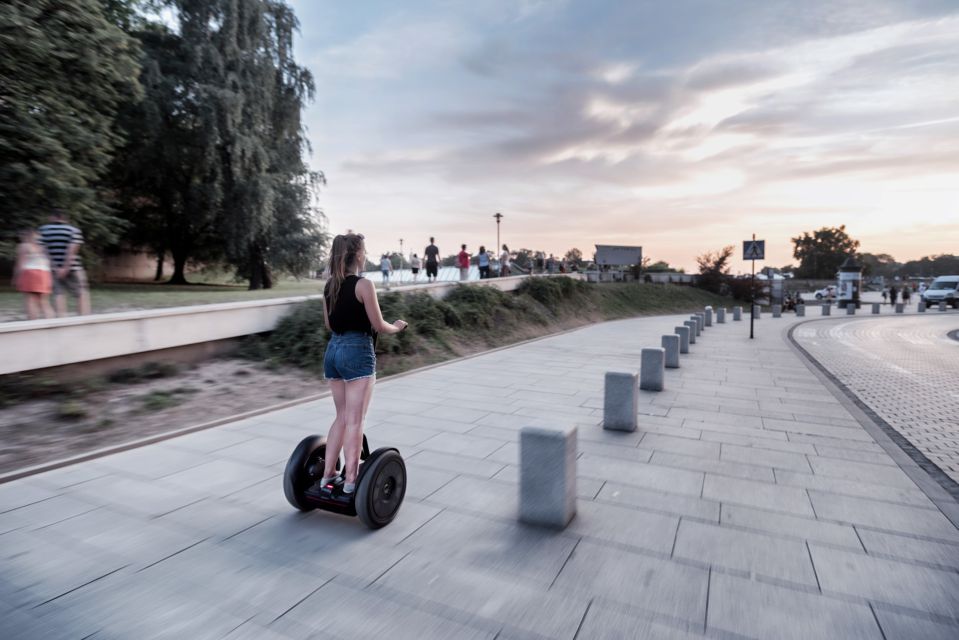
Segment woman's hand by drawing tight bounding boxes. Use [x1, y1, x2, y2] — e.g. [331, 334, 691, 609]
[393, 319, 409, 332]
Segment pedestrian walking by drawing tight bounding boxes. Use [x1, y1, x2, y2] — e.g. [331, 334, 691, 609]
[410, 253, 422, 282]
[546, 254, 556, 274]
[424, 237, 440, 283]
[12, 228, 54, 320]
[39, 209, 90, 316]
[477, 245, 490, 279]
[882, 289, 888, 304]
[380, 253, 393, 288]
[902, 286, 911, 305]
[499, 244, 511, 277]
[889, 285, 898, 305]
[457, 244, 470, 281]
[320, 233, 408, 494]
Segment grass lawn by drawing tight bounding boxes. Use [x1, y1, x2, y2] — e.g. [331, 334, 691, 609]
[0, 278, 325, 322]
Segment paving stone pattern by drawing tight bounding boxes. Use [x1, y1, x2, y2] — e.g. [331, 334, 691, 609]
[793, 314, 959, 484]
[2, 311, 958, 638]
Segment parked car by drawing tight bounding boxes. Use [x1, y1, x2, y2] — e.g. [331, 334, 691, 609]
[814, 285, 837, 300]
[921, 275, 959, 308]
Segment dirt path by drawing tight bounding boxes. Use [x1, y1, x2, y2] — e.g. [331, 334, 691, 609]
[0, 359, 325, 475]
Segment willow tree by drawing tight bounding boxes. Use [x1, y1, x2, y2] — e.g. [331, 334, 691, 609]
[0, 0, 140, 255]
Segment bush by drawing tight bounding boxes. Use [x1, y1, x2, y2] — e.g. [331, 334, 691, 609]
[265, 299, 329, 373]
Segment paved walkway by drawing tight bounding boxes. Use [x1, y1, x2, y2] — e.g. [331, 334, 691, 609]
[2, 308, 958, 639]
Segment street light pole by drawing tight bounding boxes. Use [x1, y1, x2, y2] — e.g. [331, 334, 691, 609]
[398, 238, 404, 284]
[493, 212, 503, 254]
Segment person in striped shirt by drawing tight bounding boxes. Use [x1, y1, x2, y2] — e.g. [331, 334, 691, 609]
[39, 210, 91, 316]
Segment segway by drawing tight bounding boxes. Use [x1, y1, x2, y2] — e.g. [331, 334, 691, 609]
[283, 434, 406, 529]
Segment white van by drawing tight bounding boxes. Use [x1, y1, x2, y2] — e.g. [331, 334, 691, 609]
[921, 275, 959, 308]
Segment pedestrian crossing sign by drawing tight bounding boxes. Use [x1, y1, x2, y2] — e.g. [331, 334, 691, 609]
[743, 240, 765, 261]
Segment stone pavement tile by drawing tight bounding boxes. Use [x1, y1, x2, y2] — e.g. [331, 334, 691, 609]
[553, 539, 708, 624]
[806, 456, 918, 489]
[667, 407, 764, 429]
[90, 442, 212, 480]
[595, 482, 720, 522]
[221, 619, 315, 640]
[473, 412, 561, 432]
[720, 443, 812, 472]
[707, 572, 881, 639]
[158, 458, 278, 497]
[0, 605, 78, 640]
[212, 435, 313, 467]
[417, 431, 506, 458]
[484, 440, 516, 465]
[650, 451, 775, 482]
[0, 480, 56, 512]
[364, 421, 442, 446]
[165, 426, 256, 453]
[513, 405, 606, 423]
[786, 432, 885, 452]
[812, 444, 898, 466]
[809, 544, 959, 618]
[575, 601, 704, 639]
[808, 491, 959, 543]
[491, 464, 606, 500]
[377, 410, 479, 434]
[681, 419, 788, 440]
[873, 608, 959, 640]
[425, 475, 517, 520]
[699, 428, 817, 454]
[720, 504, 863, 549]
[402, 509, 578, 587]
[579, 453, 704, 497]
[638, 433, 720, 459]
[672, 520, 818, 586]
[404, 465, 457, 500]
[406, 449, 505, 478]
[372, 553, 588, 640]
[578, 439, 654, 463]
[855, 528, 959, 570]
[776, 470, 933, 508]
[703, 475, 814, 516]
[28, 464, 110, 491]
[567, 499, 680, 555]
[283, 579, 494, 639]
[0, 493, 100, 534]
[763, 417, 874, 441]
[578, 423, 647, 446]
[155, 496, 277, 539]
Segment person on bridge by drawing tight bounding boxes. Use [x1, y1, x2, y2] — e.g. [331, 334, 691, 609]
[424, 237, 440, 283]
[321, 233, 408, 493]
[457, 244, 470, 281]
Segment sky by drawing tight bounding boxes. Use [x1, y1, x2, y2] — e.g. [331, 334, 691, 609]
[288, 0, 959, 273]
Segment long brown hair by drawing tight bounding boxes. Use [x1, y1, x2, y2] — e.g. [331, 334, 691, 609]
[325, 233, 365, 310]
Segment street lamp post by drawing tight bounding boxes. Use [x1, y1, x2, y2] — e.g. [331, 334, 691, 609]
[398, 238, 404, 284]
[493, 212, 503, 254]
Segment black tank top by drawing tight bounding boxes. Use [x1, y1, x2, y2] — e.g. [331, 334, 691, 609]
[325, 275, 373, 335]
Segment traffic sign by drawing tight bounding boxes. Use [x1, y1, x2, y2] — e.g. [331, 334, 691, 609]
[743, 239, 765, 261]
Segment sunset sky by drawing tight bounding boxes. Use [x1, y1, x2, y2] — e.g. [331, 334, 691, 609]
[289, 0, 959, 273]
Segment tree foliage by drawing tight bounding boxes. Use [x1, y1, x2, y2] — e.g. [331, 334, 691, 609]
[0, 0, 141, 256]
[695, 245, 734, 294]
[791, 225, 860, 279]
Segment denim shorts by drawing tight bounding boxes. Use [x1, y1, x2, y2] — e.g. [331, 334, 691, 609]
[324, 331, 376, 381]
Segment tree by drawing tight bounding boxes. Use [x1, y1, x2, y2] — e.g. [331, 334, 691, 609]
[791, 225, 860, 279]
[564, 248, 583, 267]
[858, 253, 899, 279]
[0, 0, 141, 256]
[695, 245, 734, 294]
[645, 260, 675, 273]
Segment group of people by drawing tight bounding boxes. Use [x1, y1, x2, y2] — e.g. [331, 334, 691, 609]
[12, 210, 90, 320]
[381, 237, 516, 286]
[881, 285, 913, 305]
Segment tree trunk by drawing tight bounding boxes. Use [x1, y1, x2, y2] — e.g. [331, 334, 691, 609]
[167, 248, 189, 285]
[153, 249, 165, 281]
[247, 243, 273, 290]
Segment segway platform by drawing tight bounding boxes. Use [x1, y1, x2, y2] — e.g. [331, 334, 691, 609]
[283, 434, 406, 529]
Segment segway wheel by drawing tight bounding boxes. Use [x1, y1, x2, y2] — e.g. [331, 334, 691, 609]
[283, 435, 329, 511]
[355, 450, 406, 529]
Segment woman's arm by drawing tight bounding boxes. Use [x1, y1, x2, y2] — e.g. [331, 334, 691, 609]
[356, 278, 407, 334]
[322, 294, 332, 332]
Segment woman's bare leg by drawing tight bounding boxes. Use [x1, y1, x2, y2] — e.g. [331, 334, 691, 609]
[322, 380, 347, 479]
[24, 293, 39, 320]
[39, 294, 55, 319]
[342, 376, 376, 485]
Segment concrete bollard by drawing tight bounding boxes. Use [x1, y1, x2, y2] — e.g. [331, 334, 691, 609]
[684, 320, 697, 344]
[695, 313, 706, 333]
[772, 304, 782, 318]
[520, 426, 577, 529]
[846, 304, 856, 315]
[897, 302, 905, 313]
[674, 326, 690, 354]
[939, 302, 947, 312]
[918, 301, 926, 312]
[704, 308, 713, 327]
[717, 308, 726, 323]
[796, 304, 805, 317]
[733, 306, 742, 321]
[604, 372, 638, 432]
[872, 303, 881, 314]
[640, 347, 666, 391]
[690, 315, 702, 336]
[822, 304, 831, 316]
[661, 335, 680, 369]
[752, 305, 761, 320]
